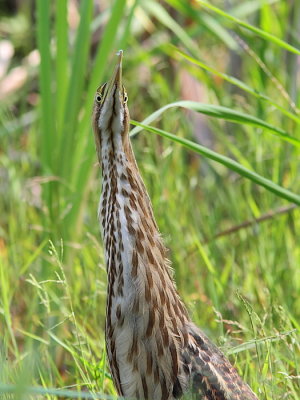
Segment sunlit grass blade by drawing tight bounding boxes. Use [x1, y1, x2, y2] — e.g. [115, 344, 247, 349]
[130, 100, 300, 147]
[131, 121, 300, 206]
[228, 330, 296, 355]
[198, 1, 300, 55]
[168, 45, 300, 124]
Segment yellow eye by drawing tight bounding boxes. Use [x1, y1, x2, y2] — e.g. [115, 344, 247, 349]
[95, 84, 106, 103]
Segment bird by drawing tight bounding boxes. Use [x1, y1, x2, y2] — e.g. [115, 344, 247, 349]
[92, 50, 259, 400]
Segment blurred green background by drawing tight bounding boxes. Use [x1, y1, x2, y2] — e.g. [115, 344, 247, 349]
[0, 0, 299, 398]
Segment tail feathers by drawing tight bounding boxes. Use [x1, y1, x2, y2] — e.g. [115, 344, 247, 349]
[182, 324, 258, 400]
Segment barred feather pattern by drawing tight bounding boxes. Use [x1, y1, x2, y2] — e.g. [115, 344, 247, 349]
[93, 80, 259, 400]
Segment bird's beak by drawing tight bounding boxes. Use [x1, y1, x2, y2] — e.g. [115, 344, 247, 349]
[103, 50, 123, 101]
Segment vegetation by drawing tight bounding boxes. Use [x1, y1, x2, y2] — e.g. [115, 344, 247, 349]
[0, 0, 299, 398]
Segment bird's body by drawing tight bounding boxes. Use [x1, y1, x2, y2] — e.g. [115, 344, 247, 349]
[92, 51, 258, 400]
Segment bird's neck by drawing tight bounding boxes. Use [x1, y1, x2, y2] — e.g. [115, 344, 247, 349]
[99, 133, 190, 398]
[99, 133, 189, 321]
[99, 129, 158, 237]
[100, 132, 161, 278]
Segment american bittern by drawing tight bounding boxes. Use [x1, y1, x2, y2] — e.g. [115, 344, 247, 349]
[92, 51, 258, 400]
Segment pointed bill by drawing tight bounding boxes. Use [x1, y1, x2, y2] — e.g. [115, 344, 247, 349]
[103, 49, 123, 100]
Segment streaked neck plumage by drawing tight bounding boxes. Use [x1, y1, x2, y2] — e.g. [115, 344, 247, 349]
[92, 51, 190, 399]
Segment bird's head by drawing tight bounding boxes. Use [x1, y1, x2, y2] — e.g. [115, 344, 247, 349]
[92, 50, 130, 162]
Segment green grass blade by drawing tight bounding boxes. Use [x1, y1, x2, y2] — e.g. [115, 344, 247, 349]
[228, 330, 296, 355]
[36, 0, 55, 170]
[59, 0, 93, 179]
[55, 0, 68, 132]
[169, 45, 300, 124]
[164, 0, 238, 49]
[36, 0, 57, 225]
[198, 1, 300, 55]
[130, 100, 300, 147]
[131, 120, 300, 205]
[64, 0, 128, 236]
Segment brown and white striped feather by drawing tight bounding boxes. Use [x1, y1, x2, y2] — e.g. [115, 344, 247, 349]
[93, 81, 258, 400]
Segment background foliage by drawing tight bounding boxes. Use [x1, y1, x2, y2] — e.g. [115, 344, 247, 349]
[0, 0, 299, 398]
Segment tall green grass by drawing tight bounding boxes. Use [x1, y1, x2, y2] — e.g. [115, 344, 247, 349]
[0, 0, 299, 398]
[36, 0, 129, 240]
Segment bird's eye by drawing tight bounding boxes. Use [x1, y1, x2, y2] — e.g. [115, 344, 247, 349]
[96, 93, 102, 103]
[124, 94, 128, 104]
